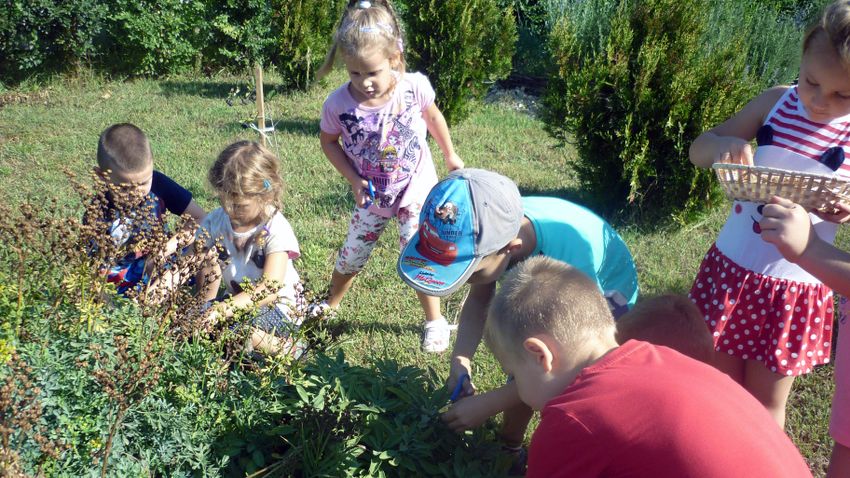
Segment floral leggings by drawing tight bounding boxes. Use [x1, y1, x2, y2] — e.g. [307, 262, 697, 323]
[335, 203, 421, 274]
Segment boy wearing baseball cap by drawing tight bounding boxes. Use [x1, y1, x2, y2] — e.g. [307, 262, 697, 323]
[397, 168, 639, 454]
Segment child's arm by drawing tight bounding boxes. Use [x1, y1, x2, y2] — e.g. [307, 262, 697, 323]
[160, 200, 207, 257]
[422, 103, 464, 171]
[689, 86, 787, 168]
[182, 200, 207, 223]
[320, 130, 370, 207]
[441, 381, 523, 432]
[204, 252, 289, 323]
[761, 196, 850, 296]
[448, 282, 497, 397]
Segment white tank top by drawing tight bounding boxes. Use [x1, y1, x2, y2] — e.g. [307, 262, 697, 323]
[715, 87, 850, 283]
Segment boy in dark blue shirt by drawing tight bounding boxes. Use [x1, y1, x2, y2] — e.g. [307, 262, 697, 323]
[94, 123, 206, 295]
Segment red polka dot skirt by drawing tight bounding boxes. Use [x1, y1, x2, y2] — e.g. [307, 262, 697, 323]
[688, 244, 834, 376]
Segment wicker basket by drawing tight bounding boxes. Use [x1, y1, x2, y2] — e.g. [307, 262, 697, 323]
[712, 163, 850, 214]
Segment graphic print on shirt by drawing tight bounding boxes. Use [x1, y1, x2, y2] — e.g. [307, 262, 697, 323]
[340, 90, 421, 209]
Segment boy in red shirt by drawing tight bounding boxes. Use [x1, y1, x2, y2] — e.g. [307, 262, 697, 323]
[484, 256, 813, 478]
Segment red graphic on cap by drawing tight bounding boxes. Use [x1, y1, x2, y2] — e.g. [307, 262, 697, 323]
[416, 219, 458, 266]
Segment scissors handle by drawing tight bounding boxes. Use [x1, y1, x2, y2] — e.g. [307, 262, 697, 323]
[449, 373, 470, 402]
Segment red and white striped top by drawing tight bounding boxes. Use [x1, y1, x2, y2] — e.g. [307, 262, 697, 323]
[764, 87, 850, 179]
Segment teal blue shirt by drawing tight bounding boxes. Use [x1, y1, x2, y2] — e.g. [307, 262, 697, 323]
[523, 197, 639, 307]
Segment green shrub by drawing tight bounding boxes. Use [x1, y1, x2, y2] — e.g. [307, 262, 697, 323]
[204, 0, 277, 70]
[0, 174, 512, 476]
[269, 0, 346, 90]
[106, 0, 207, 76]
[402, 0, 517, 125]
[544, 0, 803, 220]
[0, 0, 108, 84]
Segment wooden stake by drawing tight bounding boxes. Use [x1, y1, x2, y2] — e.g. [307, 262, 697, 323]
[254, 63, 266, 147]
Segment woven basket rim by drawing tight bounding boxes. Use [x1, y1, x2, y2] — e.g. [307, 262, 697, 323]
[711, 163, 847, 182]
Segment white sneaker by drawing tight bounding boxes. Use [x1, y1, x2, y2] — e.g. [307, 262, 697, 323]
[422, 317, 457, 353]
[306, 301, 334, 320]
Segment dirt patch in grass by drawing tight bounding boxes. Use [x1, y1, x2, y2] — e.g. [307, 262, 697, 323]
[0, 90, 50, 109]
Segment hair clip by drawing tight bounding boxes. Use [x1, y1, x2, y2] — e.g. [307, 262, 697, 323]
[397, 38, 404, 53]
[263, 179, 271, 190]
[357, 0, 371, 8]
[360, 22, 393, 35]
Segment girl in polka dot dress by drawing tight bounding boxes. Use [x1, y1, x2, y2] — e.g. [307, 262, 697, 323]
[688, 0, 850, 427]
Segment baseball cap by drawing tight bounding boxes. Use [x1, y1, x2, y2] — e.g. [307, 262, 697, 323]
[397, 169, 522, 296]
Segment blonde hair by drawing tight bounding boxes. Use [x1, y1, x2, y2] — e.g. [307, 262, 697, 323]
[803, 0, 850, 69]
[208, 141, 283, 221]
[316, 0, 406, 80]
[97, 123, 153, 173]
[616, 294, 714, 364]
[485, 256, 615, 364]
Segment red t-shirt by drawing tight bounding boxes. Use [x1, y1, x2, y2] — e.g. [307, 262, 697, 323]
[527, 340, 812, 478]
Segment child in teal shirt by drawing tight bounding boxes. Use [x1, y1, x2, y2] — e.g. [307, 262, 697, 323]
[397, 169, 639, 462]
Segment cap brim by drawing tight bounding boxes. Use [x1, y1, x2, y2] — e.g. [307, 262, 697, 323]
[398, 234, 481, 297]
[397, 173, 480, 297]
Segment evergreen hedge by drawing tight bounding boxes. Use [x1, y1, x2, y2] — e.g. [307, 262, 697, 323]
[543, 0, 804, 220]
[402, 0, 517, 125]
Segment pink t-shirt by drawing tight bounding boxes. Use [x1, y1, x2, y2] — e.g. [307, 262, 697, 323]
[320, 72, 439, 218]
[527, 341, 813, 478]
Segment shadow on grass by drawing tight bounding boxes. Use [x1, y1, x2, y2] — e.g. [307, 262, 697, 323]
[159, 80, 240, 99]
[310, 317, 423, 342]
[517, 184, 588, 206]
[519, 183, 698, 232]
[214, 117, 320, 138]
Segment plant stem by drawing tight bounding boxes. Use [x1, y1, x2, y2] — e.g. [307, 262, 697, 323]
[100, 405, 128, 478]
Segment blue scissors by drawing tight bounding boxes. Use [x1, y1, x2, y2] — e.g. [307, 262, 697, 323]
[363, 179, 376, 208]
[449, 373, 470, 402]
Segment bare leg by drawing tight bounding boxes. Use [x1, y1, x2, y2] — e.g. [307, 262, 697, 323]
[743, 360, 796, 428]
[828, 443, 850, 478]
[144, 268, 180, 306]
[417, 291, 442, 322]
[327, 269, 358, 308]
[251, 329, 286, 355]
[196, 257, 222, 302]
[712, 352, 746, 384]
[500, 401, 534, 447]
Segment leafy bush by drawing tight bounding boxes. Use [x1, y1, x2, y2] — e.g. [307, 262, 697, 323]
[0, 0, 347, 85]
[543, 0, 803, 220]
[0, 0, 108, 84]
[402, 0, 518, 125]
[269, 0, 346, 90]
[106, 0, 207, 76]
[0, 174, 512, 476]
[204, 0, 278, 70]
[500, 0, 548, 34]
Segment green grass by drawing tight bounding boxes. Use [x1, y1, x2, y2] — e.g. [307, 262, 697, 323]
[0, 69, 837, 476]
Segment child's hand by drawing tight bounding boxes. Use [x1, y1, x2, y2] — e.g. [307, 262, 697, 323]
[441, 393, 492, 432]
[760, 196, 816, 262]
[814, 202, 850, 224]
[447, 357, 476, 399]
[715, 137, 754, 166]
[349, 178, 370, 208]
[201, 304, 223, 330]
[445, 153, 464, 172]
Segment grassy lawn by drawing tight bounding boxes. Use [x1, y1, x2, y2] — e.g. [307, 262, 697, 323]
[0, 70, 837, 475]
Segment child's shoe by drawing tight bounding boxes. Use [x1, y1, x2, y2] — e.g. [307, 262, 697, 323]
[305, 300, 336, 320]
[422, 317, 457, 353]
[503, 445, 528, 477]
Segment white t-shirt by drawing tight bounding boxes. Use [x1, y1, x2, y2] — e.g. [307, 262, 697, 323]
[200, 208, 301, 309]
